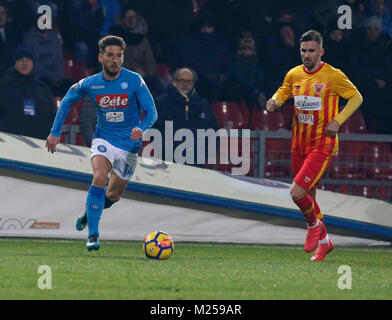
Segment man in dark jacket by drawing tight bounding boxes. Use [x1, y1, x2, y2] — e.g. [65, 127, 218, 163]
[0, 46, 55, 139]
[153, 67, 219, 167]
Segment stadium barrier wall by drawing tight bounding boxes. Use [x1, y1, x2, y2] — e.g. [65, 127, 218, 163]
[0, 131, 392, 241]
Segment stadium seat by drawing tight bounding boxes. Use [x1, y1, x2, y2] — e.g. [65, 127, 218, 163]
[156, 64, 172, 86]
[327, 184, 338, 192]
[191, 0, 200, 17]
[329, 141, 367, 180]
[376, 186, 389, 201]
[212, 101, 245, 129]
[363, 186, 374, 199]
[339, 108, 367, 133]
[351, 185, 363, 196]
[238, 101, 250, 128]
[365, 143, 392, 180]
[338, 184, 350, 194]
[64, 59, 89, 83]
[250, 106, 286, 131]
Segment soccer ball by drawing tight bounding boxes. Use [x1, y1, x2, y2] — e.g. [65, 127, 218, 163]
[143, 230, 174, 260]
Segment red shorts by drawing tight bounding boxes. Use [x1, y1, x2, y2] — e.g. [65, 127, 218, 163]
[292, 151, 335, 191]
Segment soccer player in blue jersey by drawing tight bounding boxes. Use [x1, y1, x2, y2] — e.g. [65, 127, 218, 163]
[46, 36, 157, 251]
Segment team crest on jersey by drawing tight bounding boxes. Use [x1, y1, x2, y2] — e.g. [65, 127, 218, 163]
[121, 81, 128, 89]
[313, 83, 325, 96]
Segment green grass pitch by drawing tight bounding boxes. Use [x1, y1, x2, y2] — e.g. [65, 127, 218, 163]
[0, 238, 391, 300]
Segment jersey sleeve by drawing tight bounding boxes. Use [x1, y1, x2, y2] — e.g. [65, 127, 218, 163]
[50, 79, 87, 137]
[136, 75, 158, 132]
[333, 69, 358, 100]
[272, 69, 294, 106]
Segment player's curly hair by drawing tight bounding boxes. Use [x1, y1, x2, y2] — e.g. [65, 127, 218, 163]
[98, 35, 126, 54]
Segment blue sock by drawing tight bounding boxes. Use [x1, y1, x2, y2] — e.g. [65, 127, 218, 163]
[86, 185, 105, 238]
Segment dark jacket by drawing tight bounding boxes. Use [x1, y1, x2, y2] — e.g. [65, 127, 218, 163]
[153, 84, 219, 166]
[0, 68, 55, 139]
[154, 84, 218, 133]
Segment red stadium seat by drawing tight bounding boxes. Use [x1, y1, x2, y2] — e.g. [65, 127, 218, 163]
[339, 108, 367, 133]
[363, 186, 374, 199]
[212, 101, 245, 129]
[238, 101, 250, 128]
[64, 59, 89, 82]
[365, 143, 392, 180]
[329, 141, 367, 180]
[376, 186, 389, 201]
[156, 64, 172, 86]
[250, 106, 286, 131]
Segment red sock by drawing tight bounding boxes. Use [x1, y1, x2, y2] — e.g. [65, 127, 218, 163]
[293, 194, 317, 226]
[314, 200, 323, 221]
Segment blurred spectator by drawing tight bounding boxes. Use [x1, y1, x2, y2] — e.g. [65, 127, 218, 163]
[323, 20, 353, 76]
[109, 6, 156, 78]
[351, 15, 392, 134]
[22, 24, 72, 96]
[100, 0, 121, 36]
[79, 95, 97, 147]
[137, 0, 197, 64]
[0, 1, 22, 75]
[368, 0, 392, 37]
[58, 0, 104, 71]
[3, 0, 35, 37]
[173, 11, 232, 102]
[264, 21, 299, 96]
[0, 46, 55, 139]
[153, 67, 219, 167]
[312, 0, 340, 32]
[109, 5, 165, 97]
[222, 35, 267, 108]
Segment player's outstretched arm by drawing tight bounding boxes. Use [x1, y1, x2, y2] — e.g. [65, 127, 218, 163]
[46, 134, 60, 153]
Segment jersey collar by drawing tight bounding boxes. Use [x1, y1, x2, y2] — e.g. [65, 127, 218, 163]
[303, 61, 325, 74]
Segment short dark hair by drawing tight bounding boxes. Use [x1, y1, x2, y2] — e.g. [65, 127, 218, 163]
[172, 68, 199, 82]
[98, 35, 126, 54]
[300, 30, 323, 47]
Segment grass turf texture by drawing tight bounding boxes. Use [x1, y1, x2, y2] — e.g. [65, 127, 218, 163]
[0, 238, 391, 300]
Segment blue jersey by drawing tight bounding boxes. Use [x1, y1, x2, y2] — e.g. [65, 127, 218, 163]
[50, 68, 157, 153]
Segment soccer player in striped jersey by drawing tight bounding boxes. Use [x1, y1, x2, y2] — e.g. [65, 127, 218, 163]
[46, 35, 157, 251]
[266, 30, 363, 261]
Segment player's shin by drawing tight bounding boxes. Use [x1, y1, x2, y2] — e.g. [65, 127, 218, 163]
[86, 185, 105, 237]
[293, 194, 317, 227]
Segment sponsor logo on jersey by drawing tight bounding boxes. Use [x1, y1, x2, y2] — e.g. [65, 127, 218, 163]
[96, 94, 129, 109]
[297, 113, 314, 125]
[294, 95, 322, 111]
[304, 176, 311, 183]
[313, 83, 325, 96]
[106, 111, 124, 122]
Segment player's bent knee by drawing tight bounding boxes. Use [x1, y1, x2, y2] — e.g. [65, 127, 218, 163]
[92, 172, 108, 188]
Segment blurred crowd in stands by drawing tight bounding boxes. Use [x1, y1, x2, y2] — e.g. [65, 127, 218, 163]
[0, 1, 392, 180]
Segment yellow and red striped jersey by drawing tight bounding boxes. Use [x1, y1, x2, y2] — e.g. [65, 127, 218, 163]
[272, 62, 358, 156]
